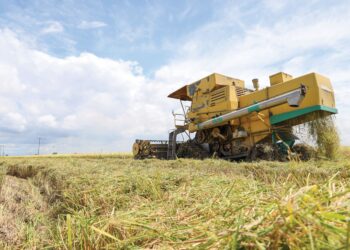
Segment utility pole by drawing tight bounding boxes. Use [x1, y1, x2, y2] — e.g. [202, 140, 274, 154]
[37, 137, 41, 155]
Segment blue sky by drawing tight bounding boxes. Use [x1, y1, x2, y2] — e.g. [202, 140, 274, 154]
[1, 0, 220, 73]
[1, 0, 337, 72]
[0, 0, 350, 155]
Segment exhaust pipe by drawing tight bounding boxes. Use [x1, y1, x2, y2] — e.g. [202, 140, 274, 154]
[196, 85, 306, 130]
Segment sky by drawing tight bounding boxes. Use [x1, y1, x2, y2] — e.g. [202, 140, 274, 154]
[0, 0, 350, 155]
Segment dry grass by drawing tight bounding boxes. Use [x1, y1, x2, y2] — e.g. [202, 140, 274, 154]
[0, 153, 349, 249]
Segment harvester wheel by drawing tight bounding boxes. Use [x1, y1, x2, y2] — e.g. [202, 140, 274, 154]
[132, 142, 140, 156]
[195, 130, 207, 144]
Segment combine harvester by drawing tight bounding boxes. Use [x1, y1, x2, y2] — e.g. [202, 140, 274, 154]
[133, 72, 337, 161]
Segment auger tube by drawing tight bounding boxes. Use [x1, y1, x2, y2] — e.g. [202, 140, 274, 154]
[196, 85, 306, 130]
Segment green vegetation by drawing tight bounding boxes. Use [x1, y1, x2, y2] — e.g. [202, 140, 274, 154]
[0, 152, 349, 249]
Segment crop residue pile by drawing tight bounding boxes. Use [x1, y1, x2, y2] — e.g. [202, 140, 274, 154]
[307, 115, 340, 159]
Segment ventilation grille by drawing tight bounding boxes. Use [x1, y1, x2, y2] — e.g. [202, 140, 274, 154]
[210, 88, 226, 107]
[236, 86, 253, 97]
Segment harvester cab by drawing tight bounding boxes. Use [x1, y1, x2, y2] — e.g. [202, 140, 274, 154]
[133, 72, 337, 161]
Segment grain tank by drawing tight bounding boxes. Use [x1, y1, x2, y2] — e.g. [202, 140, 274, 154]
[133, 72, 337, 160]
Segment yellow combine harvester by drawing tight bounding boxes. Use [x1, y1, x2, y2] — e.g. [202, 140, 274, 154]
[133, 72, 337, 160]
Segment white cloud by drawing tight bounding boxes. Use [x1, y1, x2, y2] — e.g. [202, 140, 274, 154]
[38, 115, 57, 128]
[262, 0, 288, 12]
[0, 29, 172, 155]
[0, 112, 27, 133]
[0, 63, 26, 93]
[78, 20, 107, 29]
[41, 21, 64, 34]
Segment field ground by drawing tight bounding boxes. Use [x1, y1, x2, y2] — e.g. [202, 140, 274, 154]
[0, 150, 349, 249]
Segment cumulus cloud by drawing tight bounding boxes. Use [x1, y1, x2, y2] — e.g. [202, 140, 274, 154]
[78, 20, 107, 29]
[38, 115, 57, 128]
[0, 112, 27, 133]
[0, 29, 172, 155]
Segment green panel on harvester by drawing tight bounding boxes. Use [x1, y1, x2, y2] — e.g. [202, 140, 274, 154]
[269, 105, 338, 125]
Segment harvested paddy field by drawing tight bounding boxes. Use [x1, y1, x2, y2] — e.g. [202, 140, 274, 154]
[0, 153, 349, 249]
